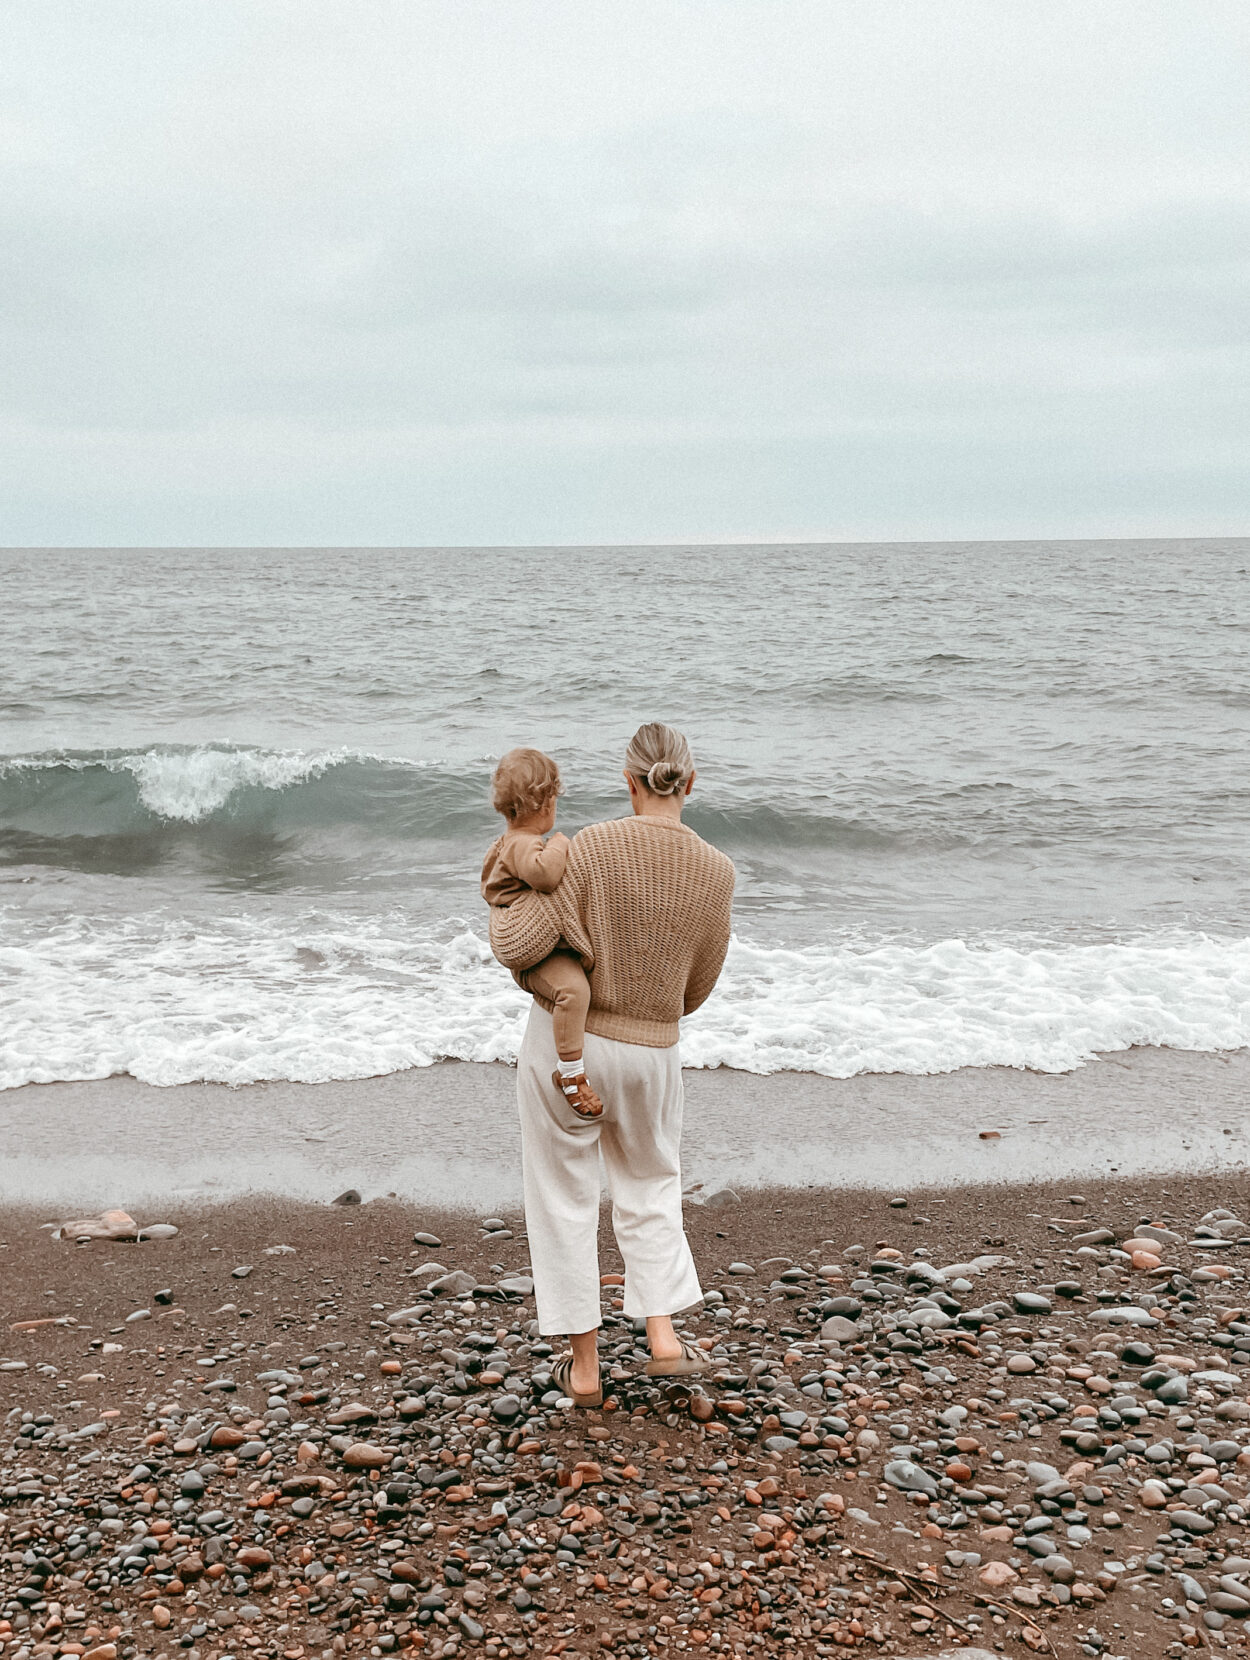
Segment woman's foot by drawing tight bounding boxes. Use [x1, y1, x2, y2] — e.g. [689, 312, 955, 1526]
[550, 1354, 602, 1407]
[644, 1335, 712, 1377]
[570, 1351, 600, 1396]
[643, 1313, 711, 1376]
[552, 1067, 604, 1119]
[553, 1329, 603, 1406]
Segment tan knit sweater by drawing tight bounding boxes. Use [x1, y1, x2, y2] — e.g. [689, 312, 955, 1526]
[487, 814, 735, 1048]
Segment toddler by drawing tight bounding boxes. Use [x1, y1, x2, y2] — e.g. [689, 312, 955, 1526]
[481, 747, 603, 1119]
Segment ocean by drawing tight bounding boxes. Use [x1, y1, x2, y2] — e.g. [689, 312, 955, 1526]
[3, 540, 1249, 1093]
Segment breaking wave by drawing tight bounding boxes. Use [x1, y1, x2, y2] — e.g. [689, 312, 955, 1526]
[0, 744, 940, 860]
[2, 911, 1247, 1090]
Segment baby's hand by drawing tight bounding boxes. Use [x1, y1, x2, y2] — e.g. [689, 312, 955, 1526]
[547, 830, 571, 848]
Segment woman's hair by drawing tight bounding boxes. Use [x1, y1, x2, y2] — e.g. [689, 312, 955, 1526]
[624, 722, 694, 797]
[491, 747, 563, 822]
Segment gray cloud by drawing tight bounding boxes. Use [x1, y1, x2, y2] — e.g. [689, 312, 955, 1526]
[1, 0, 1248, 543]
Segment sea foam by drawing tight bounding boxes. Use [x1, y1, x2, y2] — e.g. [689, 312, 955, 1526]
[2, 911, 1248, 1090]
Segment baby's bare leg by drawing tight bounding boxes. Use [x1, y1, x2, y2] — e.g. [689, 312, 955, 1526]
[522, 950, 591, 1062]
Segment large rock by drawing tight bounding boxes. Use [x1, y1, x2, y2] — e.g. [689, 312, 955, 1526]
[428, 1270, 477, 1297]
[914, 1652, 1000, 1660]
[1089, 1306, 1158, 1326]
[342, 1443, 392, 1469]
[386, 1305, 428, 1326]
[884, 1459, 938, 1498]
[53, 1209, 139, 1242]
[903, 1261, 946, 1286]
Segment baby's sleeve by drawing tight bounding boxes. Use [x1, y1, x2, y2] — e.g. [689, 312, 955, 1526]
[511, 833, 568, 894]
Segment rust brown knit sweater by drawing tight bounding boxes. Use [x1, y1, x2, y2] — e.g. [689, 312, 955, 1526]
[487, 814, 735, 1047]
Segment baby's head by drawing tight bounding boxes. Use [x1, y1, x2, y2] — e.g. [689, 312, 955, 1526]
[491, 747, 563, 830]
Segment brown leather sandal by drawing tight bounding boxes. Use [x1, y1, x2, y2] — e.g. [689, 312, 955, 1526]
[550, 1354, 603, 1408]
[645, 1337, 713, 1378]
[552, 1068, 604, 1119]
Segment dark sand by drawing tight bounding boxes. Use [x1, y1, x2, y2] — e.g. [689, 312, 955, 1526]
[6, 1172, 1250, 1658]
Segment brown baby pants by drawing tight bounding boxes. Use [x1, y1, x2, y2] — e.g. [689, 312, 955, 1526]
[520, 949, 591, 1060]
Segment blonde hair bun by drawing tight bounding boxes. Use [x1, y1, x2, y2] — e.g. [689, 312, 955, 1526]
[625, 722, 694, 796]
[646, 760, 685, 796]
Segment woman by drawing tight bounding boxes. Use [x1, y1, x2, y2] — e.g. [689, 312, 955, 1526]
[488, 722, 735, 1405]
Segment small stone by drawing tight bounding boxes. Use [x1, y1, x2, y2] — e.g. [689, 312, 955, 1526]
[1041, 1555, 1076, 1583]
[332, 1189, 362, 1205]
[979, 1560, 1018, 1587]
[1014, 1292, 1052, 1314]
[821, 1315, 860, 1343]
[231, 1264, 253, 1278]
[1006, 1353, 1036, 1374]
[413, 1230, 442, 1246]
[727, 1263, 755, 1275]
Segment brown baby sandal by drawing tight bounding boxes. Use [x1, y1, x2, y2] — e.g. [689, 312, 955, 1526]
[552, 1068, 604, 1119]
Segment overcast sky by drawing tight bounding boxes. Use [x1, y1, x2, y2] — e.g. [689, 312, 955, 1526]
[2, 1, 1248, 546]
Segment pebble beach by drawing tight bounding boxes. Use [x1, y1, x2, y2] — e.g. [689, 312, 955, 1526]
[7, 1173, 1250, 1660]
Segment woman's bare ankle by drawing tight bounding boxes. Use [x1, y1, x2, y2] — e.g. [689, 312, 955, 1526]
[645, 1314, 681, 1361]
[569, 1329, 600, 1390]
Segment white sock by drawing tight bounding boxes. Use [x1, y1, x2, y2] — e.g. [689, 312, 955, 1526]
[557, 1057, 585, 1078]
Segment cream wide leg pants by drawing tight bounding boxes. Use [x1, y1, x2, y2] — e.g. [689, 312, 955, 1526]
[516, 1003, 703, 1336]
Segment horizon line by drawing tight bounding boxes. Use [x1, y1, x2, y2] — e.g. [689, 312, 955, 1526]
[4, 532, 1250, 554]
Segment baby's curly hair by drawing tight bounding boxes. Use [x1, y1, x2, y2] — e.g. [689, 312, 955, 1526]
[491, 747, 564, 822]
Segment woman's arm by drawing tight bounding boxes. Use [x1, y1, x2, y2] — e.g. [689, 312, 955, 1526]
[683, 859, 735, 1015]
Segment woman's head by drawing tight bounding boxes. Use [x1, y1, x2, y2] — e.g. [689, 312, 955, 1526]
[492, 747, 563, 826]
[624, 722, 695, 801]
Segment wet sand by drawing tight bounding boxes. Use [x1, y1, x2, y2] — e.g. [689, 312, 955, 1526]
[3, 1046, 1248, 1210]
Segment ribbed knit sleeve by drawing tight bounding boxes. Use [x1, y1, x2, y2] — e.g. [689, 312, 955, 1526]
[682, 872, 734, 1015]
[487, 893, 564, 973]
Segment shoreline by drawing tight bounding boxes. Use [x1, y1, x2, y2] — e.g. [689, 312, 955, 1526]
[3, 1044, 1249, 1210]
